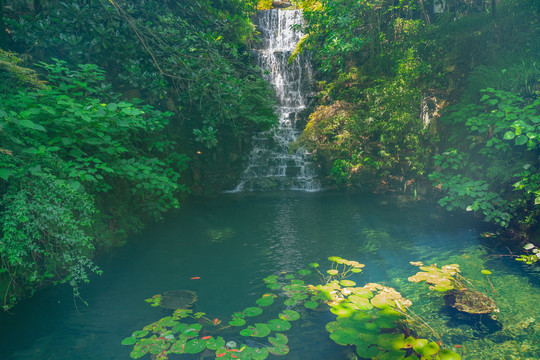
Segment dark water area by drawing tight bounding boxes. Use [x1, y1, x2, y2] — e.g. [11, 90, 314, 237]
[0, 192, 538, 359]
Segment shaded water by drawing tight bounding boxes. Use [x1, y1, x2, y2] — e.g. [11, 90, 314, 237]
[0, 192, 539, 359]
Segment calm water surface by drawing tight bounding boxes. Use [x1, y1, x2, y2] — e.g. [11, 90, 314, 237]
[0, 192, 538, 359]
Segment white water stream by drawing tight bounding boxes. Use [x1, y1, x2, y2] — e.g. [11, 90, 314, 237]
[233, 9, 320, 192]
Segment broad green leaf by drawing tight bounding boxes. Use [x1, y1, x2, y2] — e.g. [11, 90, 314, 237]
[229, 317, 246, 326]
[184, 338, 207, 354]
[0, 168, 12, 181]
[266, 319, 291, 331]
[503, 131, 515, 140]
[268, 344, 289, 355]
[515, 135, 528, 145]
[121, 336, 137, 345]
[206, 336, 225, 350]
[268, 333, 288, 346]
[279, 309, 300, 321]
[243, 307, 263, 317]
[304, 300, 319, 309]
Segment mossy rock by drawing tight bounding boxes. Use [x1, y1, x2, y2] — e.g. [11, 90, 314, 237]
[160, 290, 198, 310]
[444, 289, 497, 314]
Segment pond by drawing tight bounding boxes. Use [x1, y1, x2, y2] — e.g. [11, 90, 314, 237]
[0, 191, 538, 359]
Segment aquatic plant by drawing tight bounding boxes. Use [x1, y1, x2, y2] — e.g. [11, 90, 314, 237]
[408, 262, 463, 292]
[122, 257, 461, 359]
[516, 243, 540, 264]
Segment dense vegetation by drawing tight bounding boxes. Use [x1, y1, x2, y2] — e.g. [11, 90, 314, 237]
[0, 0, 277, 309]
[290, 0, 539, 238]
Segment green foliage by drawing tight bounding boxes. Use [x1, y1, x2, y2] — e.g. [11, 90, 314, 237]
[0, 59, 187, 309]
[430, 89, 540, 229]
[122, 257, 461, 359]
[3, 0, 277, 149]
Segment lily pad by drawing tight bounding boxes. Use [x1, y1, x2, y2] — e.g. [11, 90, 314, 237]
[130, 345, 149, 359]
[356, 342, 380, 358]
[327, 269, 339, 276]
[348, 295, 373, 310]
[412, 339, 439, 356]
[169, 337, 188, 354]
[481, 269, 492, 275]
[121, 336, 137, 345]
[182, 323, 202, 337]
[206, 336, 225, 350]
[330, 303, 356, 317]
[268, 333, 288, 346]
[184, 338, 207, 354]
[285, 274, 295, 279]
[284, 298, 297, 306]
[279, 309, 300, 321]
[172, 323, 188, 334]
[309, 262, 319, 268]
[229, 317, 246, 326]
[437, 349, 462, 360]
[378, 349, 407, 360]
[298, 269, 312, 276]
[340, 280, 356, 287]
[268, 344, 290, 355]
[266, 283, 281, 290]
[376, 333, 406, 351]
[351, 268, 363, 273]
[328, 256, 343, 262]
[240, 323, 271, 337]
[263, 275, 278, 283]
[304, 300, 319, 309]
[267, 319, 291, 331]
[329, 328, 359, 345]
[352, 288, 373, 298]
[250, 347, 269, 360]
[256, 295, 275, 307]
[291, 279, 305, 285]
[243, 307, 263, 317]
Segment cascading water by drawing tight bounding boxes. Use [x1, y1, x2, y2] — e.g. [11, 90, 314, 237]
[232, 9, 320, 192]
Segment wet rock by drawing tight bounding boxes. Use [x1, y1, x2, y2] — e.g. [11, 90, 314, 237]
[444, 289, 498, 314]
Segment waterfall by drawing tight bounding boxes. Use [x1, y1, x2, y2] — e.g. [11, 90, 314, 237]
[232, 9, 320, 192]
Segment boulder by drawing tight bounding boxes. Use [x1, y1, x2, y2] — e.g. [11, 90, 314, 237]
[444, 289, 498, 314]
[272, 1, 292, 8]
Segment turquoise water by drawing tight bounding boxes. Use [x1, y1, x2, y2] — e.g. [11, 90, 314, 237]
[0, 192, 538, 359]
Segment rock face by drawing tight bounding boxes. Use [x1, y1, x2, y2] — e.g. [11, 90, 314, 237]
[272, 1, 292, 8]
[444, 289, 498, 314]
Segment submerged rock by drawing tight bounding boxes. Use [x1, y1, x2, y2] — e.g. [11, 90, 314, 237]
[159, 290, 198, 309]
[444, 289, 498, 314]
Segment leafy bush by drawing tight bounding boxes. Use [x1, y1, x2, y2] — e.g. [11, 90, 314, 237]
[0, 58, 188, 308]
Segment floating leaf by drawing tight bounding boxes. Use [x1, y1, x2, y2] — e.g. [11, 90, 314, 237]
[292, 293, 308, 301]
[279, 309, 300, 321]
[298, 269, 312, 276]
[268, 344, 289, 355]
[206, 336, 225, 350]
[413, 339, 439, 356]
[229, 317, 246, 326]
[256, 295, 275, 307]
[263, 275, 278, 283]
[304, 300, 319, 309]
[437, 349, 462, 360]
[184, 338, 207, 354]
[328, 256, 343, 262]
[130, 345, 149, 359]
[291, 279, 305, 285]
[352, 288, 373, 298]
[351, 268, 363, 273]
[240, 323, 271, 337]
[121, 336, 137, 345]
[250, 347, 269, 360]
[327, 269, 339, 276]
[268, 333, 288, 346]
[329, 328, 359, 345]
[340, 280, 356, 287]
[267, 319, 291, 331]
[309, 263, 319, 268]
[348, 295, 373, 310]
[481, 269, 492, 275]
[376, 333, 406, 351]
[266, 283, 281, 290]
[171, 323, 187, 334]
[356, 341, 380, 358]
[284, 298, 297, 306]
[170, 336, 188, 354]
[330, 303, 356, 317]
[243, 307, 263, 317]
[378, 349, 407, 360]
[182, 323, 202, 337]
[285, 274, 295, 280]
